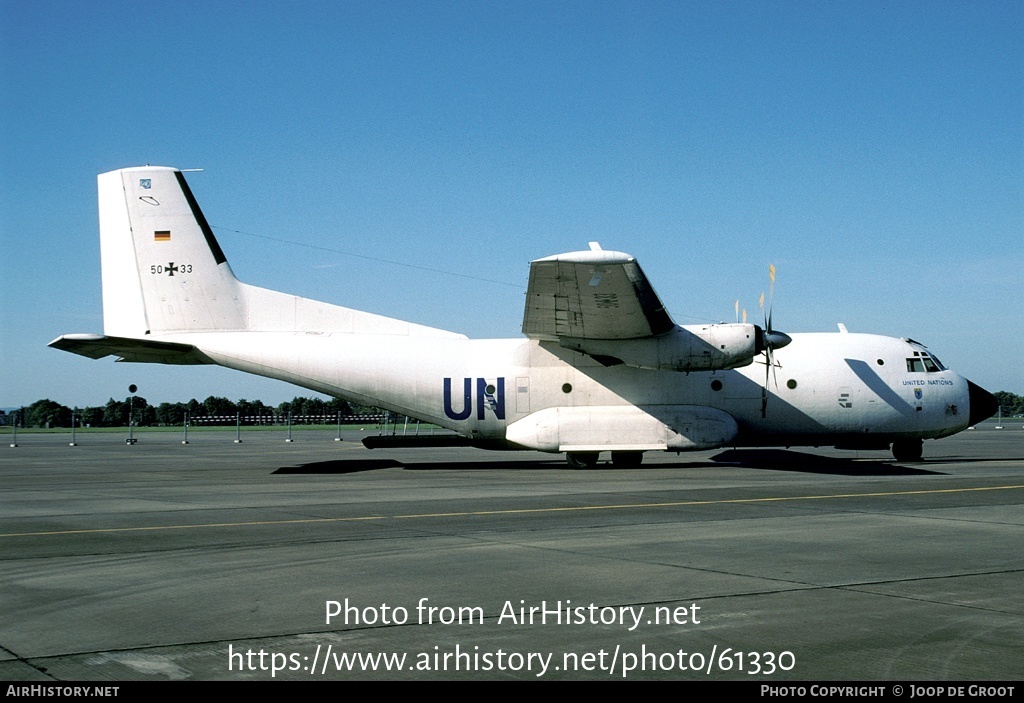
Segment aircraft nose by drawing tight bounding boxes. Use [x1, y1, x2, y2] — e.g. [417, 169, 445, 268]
[967, 380, 999, 426]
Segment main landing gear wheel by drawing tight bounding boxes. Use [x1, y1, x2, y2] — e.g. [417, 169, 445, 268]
[611, 451, 644, 468]
[566, 452, 600, 469]
[891, 439, 923, 462]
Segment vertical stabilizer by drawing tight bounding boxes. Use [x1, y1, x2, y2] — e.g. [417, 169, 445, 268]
[99, 167, 245, 336]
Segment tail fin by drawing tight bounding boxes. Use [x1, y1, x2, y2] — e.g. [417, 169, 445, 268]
[99, 166, 245, 336]
[52, 165, 464, 363]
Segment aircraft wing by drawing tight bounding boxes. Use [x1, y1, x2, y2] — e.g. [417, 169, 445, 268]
[48, 334, 213, 365]
[522, 247, 675, 342]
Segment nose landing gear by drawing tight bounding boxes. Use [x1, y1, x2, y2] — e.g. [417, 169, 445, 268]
[891, 439, 923, 462]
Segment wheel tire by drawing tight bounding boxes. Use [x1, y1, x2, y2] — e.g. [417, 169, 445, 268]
[611, 451, 644, 468]
[566, 451, 600, 469]
[891, 439, 923, 462]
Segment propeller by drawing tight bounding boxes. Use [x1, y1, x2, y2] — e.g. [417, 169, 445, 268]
[756, 264, 792, 418]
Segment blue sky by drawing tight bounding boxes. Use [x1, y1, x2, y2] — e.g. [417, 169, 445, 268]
[2, 1, 1021, 408]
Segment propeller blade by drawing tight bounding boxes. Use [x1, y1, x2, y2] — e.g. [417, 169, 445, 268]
[759, 264, 782, 418]
[762, 352, 770, 418]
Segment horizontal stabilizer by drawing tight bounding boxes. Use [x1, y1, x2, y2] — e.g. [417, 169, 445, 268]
[48, 334, 212, 365]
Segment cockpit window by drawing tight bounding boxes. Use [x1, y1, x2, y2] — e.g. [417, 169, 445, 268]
[904, 342, 946, 373]
[907, 355, 943, 373]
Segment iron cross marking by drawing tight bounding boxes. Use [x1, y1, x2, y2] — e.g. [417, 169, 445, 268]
[165, 262, 179, 276]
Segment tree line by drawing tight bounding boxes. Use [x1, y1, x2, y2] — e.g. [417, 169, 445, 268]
[993, 391, 1024, 418]
[2, 396, 384, 428]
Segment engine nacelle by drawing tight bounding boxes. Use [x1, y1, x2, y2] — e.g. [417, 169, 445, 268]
[559, 323, 760, 372]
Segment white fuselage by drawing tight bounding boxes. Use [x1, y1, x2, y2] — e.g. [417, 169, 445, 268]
[158, 329, 970, 451]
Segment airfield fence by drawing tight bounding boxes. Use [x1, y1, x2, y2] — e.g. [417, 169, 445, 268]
[188, 412, 441, 438]
[189, 414, 384, 426]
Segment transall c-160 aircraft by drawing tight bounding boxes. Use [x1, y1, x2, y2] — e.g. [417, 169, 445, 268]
[51, 166, 999, 467]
